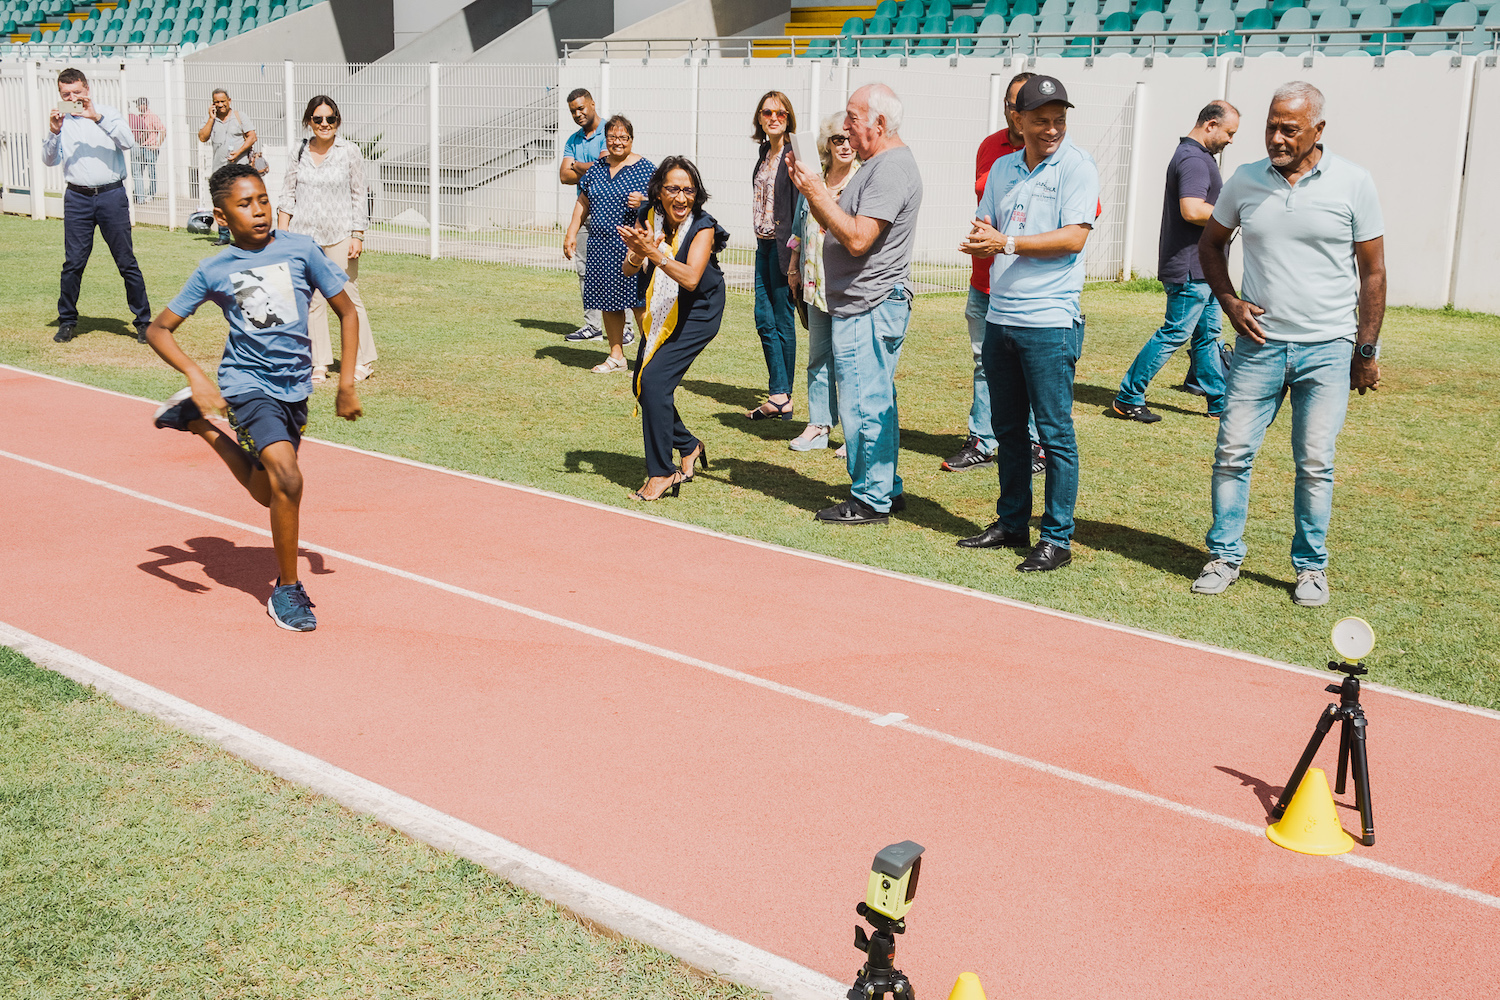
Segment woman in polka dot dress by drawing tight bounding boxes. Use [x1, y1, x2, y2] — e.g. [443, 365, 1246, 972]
[564, 115, 654, 374]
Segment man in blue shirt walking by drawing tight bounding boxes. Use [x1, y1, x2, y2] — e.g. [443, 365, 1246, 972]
[42, 67, 152, 345]
[958, 76, 1099, 572]
[559, 88, 606, 342]
[1112, 100, 1239, 423]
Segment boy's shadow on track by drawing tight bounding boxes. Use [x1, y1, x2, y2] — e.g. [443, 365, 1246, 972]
[138, 536, 333, 603]
[515, 318, 578, 337]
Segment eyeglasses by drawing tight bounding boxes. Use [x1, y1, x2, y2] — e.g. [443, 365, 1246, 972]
[606, 132, 631, 141]
[760, 108, 788, 120]
[828, 135, 850, 147]
[310, 115, 339, 125]
[662, 185, 696, 197]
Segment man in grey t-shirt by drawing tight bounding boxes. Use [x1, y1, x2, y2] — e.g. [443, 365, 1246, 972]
[788, 83, 923, 526]
[197, 88, 258, 244]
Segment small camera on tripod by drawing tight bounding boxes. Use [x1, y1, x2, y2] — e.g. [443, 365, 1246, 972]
[848, 841, 924, 1000]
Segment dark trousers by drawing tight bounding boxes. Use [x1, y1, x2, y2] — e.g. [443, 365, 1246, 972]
[59, 185, 151, 326]
[637, 316, 720, 478]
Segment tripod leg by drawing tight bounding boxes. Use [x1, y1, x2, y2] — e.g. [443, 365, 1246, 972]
[1336, 715, 1351, 795]
[1348, 715, 1374, 847]
[1271, 707, 1338, 821]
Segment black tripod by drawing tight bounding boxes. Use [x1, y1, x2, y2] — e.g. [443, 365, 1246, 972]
[1270, 659, 1374, 846]
[847, 902, 916, 1000]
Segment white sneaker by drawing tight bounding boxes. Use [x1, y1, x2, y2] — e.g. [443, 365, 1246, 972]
[1293, 569, 1329, 607]
[1191, 558, 1241, 595]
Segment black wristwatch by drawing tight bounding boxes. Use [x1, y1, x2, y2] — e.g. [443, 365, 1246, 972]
[1356, 343, 1380, 360]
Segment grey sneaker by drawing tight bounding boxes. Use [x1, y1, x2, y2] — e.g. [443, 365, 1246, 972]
[565, 325, 603, 342]
[1293, 569, 1330, 607]
[1191, 558, 1241, 595]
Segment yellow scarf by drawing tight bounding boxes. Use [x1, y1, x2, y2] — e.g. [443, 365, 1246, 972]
[633, 207, 694, 402]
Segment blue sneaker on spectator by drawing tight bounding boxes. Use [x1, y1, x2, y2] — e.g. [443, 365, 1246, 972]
[153, 387, 202, 431]
[267, 580, 317, 631]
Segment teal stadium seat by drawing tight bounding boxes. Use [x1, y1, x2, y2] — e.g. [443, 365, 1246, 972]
[874, 0, 899, 18]
[860, 15, 891, 54]
[1037, 10, 1068, 51]
[1102, 9, 1133, 29]
[951, 12, 978, 52]
[78, 27, 92, 40]
[802, 35, 834, 56]
[1204, 9, 1241, 48]
[1270, 0, 1302, 15]
[128, 28, 144, 41]
[1009, 10, 1036, 50]
[270, 4, 285, 17]
[1011, 0, 1039, 15]
[915, 13, 949, 54]
[1066, 11, 1100, 54]
[183, 26, 197, 41]
[982, 0, 1008, 15]
[1133, 8, 1166, 50]
[1101, 0, 1132, 17]
[1041, 0, 1069, 17]
[972, 11, 1007, 54]
[837, 14, 862, 55]
[1135, 0, 1164, 17]
[927, 0, 954, 18]
[898, 0, 925, 18]
[890, 13, 921, 53]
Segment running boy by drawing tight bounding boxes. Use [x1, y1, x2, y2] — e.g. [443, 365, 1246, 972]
[145, 163, 362, 631]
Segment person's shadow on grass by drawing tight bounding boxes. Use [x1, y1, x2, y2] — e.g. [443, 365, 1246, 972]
[515, 318, 578, 337]
[138, 536, 333, 603]
[1074, 382, 1206, 419]
[535, 344, 614, 371]
[50, 315, 136, 338]
[562, 449, 644, 490]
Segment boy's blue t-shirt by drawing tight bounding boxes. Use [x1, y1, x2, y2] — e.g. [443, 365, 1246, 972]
[168, 231, 348, 402]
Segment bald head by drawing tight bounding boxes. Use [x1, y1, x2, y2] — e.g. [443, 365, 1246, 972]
[845, 83, 905, 160]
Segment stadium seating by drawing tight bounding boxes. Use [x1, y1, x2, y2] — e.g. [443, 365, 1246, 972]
[3, 0, 327, 52]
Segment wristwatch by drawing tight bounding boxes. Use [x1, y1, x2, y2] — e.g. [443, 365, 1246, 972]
[1002, 235, 1016, 256]
[1356, 343, 1380, 359]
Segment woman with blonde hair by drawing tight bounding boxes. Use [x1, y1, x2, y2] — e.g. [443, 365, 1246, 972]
[744, 90, 800, 421]
[277, 94, 378, 382]
[785, 113, 861, 454]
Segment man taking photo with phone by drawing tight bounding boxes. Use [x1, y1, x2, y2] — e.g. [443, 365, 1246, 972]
[43, 67, 152, 345]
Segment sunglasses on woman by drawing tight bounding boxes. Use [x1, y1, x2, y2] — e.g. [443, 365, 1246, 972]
[760, 108, 787, 120]
[828, 135, 850, 147]
[310, 115, 339, 125]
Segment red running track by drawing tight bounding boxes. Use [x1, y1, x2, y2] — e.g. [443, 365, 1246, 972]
[3, 364, 1498, 998]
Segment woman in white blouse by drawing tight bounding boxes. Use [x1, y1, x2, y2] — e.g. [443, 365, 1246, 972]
[277, 95, 378, 382]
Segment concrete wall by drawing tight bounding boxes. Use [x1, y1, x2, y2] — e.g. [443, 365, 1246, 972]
[1452, 57, 1499, 314]
[396, 0, 470, 49]
[372, 0, 535, 64]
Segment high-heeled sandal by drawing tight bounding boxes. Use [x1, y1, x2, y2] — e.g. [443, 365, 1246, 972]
[629, 471, 683, 502]
[680, 442, 709, 482]
[745, 397, 793, 421]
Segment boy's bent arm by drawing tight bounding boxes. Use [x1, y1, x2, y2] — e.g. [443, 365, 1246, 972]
[144, 309, 228, 416]
[327, 289, 363, 421]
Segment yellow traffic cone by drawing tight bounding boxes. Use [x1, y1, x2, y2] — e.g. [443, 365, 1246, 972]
[1266, 767, 1356, 855]
[947, 972, 987, 1000]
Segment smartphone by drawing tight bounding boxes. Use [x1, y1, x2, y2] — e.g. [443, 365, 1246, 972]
[788, 132, 812, 165]
[56, 99, 83, 115]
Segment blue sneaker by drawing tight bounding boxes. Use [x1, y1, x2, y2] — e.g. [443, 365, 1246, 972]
[153, 387, 202, 431]
[267, 580, 317, 631]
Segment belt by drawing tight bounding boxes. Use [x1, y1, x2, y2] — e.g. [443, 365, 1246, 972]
[66, 180, 125, 196]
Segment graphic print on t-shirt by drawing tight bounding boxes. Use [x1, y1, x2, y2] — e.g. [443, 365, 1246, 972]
[231, 263, 296, 330]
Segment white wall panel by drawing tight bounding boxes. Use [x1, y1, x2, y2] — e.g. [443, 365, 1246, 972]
[1453, 58, 1500, 314]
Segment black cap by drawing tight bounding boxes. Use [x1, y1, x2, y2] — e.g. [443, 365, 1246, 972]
[1014, 75, 1074, 113]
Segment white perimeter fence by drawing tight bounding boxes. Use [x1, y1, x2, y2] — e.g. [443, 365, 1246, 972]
[2, 53, 1498, 311]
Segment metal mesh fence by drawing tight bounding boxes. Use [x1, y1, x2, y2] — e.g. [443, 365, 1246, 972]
[1, 57, 1133, 291]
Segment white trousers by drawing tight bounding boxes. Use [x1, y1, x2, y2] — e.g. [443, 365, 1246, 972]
[309, 236, 378, 369]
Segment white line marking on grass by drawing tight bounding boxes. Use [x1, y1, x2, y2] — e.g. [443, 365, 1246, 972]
[0, 621, 849, 1000]
[5, 447, 1500, 914]
[6, 363, 1497, 724]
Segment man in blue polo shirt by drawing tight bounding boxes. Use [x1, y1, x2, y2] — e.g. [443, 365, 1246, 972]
[1112, 100, 1239, 423]
[1194, 82, 1385, 607]
[559, 88, 606, 342]
[42, 67, 152, 345]
[957, 75, 1099, 573]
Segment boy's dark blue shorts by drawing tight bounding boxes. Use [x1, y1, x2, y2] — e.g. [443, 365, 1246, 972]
[225, 390, 309, 468]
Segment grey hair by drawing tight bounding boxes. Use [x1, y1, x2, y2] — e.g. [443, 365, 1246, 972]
[817, 111, 853, 173]
[212, 87, 229, 98]
[1271, 81, 1324, 124]
[863, 84, 904, 135]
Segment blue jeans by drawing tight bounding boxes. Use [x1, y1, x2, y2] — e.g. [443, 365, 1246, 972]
[967, 287, 1038, 449]
[59, 185, 151, 326]
[753, 237, 796, 396]
[832, 287, 910, 512]
[131, 146, 158, 202]
[1117, 280, 1226, 415]
[806, 304, 838, 429]
[1206, 336, 1354, 571]
[983, 320, 1085, 547]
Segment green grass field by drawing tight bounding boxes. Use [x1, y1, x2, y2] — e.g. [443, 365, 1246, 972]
[1, 212, 1497, 992]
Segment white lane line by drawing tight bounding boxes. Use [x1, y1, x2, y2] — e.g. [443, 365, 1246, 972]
[6, 361, 1498, 724]
[0, 622, 847, 1000]
[869, 713, 909, 727]
[6, 445, 1500, 914]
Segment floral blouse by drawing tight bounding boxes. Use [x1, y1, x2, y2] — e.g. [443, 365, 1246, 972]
[279, 135, 369, 247]
[795, 160, 861, 313]
[752, 146, 783, 239]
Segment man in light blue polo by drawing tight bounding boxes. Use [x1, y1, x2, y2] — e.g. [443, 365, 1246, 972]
[1194, 82, 1385, 607]
[43, 66, 152, 345]
[786, 83, 922, 526]
[559, 88, 606, 342]
[958, 75, 1099, 572]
